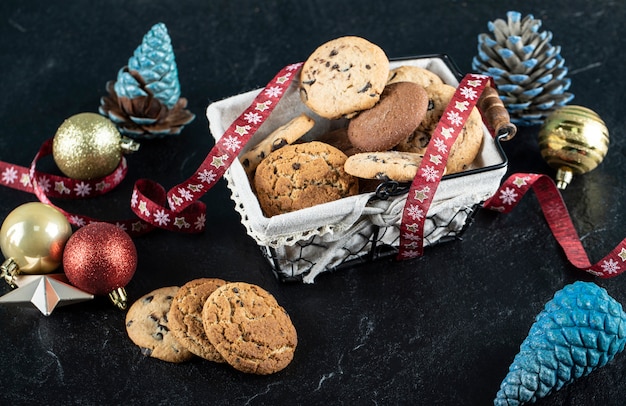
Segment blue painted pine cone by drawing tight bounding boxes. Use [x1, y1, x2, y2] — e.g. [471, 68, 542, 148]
[472, 11, 574, 126]
[99, 23, 195, 139]
[494, 281, 626, 405]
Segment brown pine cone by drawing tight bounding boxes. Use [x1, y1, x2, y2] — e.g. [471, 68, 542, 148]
[99, 69, 195, 140]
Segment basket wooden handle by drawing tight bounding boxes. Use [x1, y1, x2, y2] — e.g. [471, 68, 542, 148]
[477, 86, 517, 141]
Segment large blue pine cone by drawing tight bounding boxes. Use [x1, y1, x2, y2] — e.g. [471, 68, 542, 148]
[472, 11, 574, 126]
[494, 281, 626, 405]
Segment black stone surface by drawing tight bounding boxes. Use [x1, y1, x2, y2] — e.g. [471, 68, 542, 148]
[1, 1, 625, 405]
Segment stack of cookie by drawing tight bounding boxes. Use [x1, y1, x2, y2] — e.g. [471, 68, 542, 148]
[241, 36, 484, 218]
[125, 279, 298, 375]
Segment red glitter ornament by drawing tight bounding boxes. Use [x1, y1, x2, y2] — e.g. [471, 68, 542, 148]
[63, 223, 137, 307]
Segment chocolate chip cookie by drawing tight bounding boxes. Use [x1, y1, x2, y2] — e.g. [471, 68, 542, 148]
[202, 282, 298, 375]
[299, 36, 389, 119]
[387, 65, 444, 89]
[125, 286, 194, 363]
[344, 151, 426, 182]
[168, 278, 227, 362]
[239, 113, 315, 176]
[253, 141, 359, 217]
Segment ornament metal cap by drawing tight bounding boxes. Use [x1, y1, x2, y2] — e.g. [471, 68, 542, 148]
[0, 258, 19, 288]
[555, 167, 574, 190]
[108, 287, 128, 310]
[120, 136, 141, 154]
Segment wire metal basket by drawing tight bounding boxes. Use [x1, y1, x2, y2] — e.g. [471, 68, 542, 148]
[207, 55, 510, 283]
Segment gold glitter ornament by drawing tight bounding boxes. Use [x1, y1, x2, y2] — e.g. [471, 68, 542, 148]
[52, 112, 138, 180]
[538, 105, 609, 189]
[0, 203, 73, 286]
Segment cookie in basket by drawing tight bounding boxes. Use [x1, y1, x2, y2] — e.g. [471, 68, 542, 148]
[125, 286, 194, 363]
[168, 278, 227, 362]
[397, 83, 483, 174]
[315, 127, 359, 157]
[344, 151, 428, 182]
[394, 130, 430, 155]
[254, 141, 359, 217]
[347, 81, 428, 152]
[299, 36, 389, 119]
[387, 65, 444, 89]
[239, 113, 315, 176]
[202, 282, 298, 375]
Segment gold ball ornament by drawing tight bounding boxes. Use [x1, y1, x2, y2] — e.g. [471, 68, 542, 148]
[0, 203, 73, 285]
[538, 105, 610, 189]
[52, 113, 125, 180]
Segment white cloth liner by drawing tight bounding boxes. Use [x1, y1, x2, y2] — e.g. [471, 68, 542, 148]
[206, 56, 508, 282]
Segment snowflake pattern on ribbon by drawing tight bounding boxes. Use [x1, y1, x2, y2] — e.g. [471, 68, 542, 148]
[20, 139, 154, 236]
[1, 166, 18, 184]
[169, 63, 302, 211]
[398, 74, 492, 260]
[130, 62, 304, 233]
[0, 138, 130, 203]
[482, 173, 537, 212]
[483, 172, 626, 278]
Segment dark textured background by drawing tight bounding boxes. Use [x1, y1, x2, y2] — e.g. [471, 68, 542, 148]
[1, 1, 625, 404]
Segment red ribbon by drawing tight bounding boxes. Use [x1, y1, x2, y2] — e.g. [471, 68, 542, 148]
[1, 63, 625, 279]
[1, 138, 127, 199]
[0, 138, 155, 236]
[397, 74, 494, 259]
[483, 173, 626, 278]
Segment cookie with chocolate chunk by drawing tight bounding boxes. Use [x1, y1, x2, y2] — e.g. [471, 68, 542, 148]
[344, 151, 426, 182]
[125, 286, 194, 363]
[395, 130, 431, 155]
[347, 81, 428, 152]
[168, 278, 227, 362]
[202, 282, 298, 375]
[387, 65, 444, 89]
[299, 36, 389, 119]
[254, 141, 359, 217]
[239, 113, 315, 176]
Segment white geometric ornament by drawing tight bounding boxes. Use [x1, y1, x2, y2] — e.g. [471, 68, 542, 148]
[0, 274, 94, 316]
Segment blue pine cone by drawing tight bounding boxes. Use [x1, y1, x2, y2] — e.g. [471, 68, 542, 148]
[494, 281, 626, 405]
[99, 23, 195, 139]
[472, 11, 574, 126]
